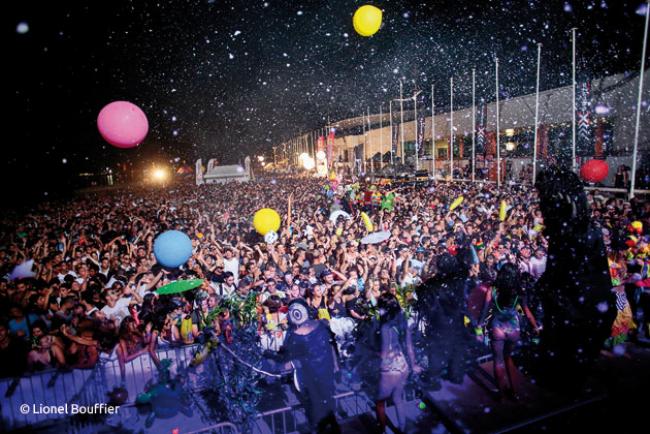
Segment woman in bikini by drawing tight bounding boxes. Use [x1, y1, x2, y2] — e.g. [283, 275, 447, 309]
[479, 263, 540, 401]
[116, 316, 160, 385]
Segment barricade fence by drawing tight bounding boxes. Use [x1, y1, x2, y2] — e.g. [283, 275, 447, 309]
[1, 337, 495, 432]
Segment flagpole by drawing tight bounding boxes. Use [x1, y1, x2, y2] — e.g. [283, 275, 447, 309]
[311, 131, 315, 159]
[572, 27, 577, 172]
[472, 68, 476, 182]
[533, 43, 542, 186]
[414, 92, 419, 171]
[400, 80, 405, 163]
[630, 0, 650, 199]
[496, 57, 501, 187]
[389, 101, 394, 166]
[368, 106, 373, 174]
[431, 83, 436, 180]
[379, 104, 383, 169]
[362, 112, 367, 174]
[450, 76, 454, 181]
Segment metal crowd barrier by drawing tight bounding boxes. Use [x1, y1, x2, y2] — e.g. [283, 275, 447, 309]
[184, 421, 241, 434]
[253, 390, 373, 434]
[0, 343, 201, 431]
[0, 336, 495, 433]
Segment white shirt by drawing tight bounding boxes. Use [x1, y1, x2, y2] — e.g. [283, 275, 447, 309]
[530, 256, 547, 280]
[223, 257, 240, 283]
[409, 259, 425, 276]
[100, 297, 131, 323]
[216, 282, 236, 298]
[57, 271, 78, 283]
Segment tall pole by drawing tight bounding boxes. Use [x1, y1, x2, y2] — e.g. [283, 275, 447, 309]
[414, 93, 419, 171]
[572, 27, 577, 172]
[362, 112, 367, 174]
[368, 107, 373, 173]
[379, 104, 384, 169]
[400, 80, 405, 162]
[431, 84, 435, 179]
[630, 0, 650, 199]
[471, 68, 476, 182]
[450, 76, 454, 180]
[533, 43, 542, 186]
[389, 101, 394, 165]
[310, 131, 314, 159]
[496, 58, 501, 187]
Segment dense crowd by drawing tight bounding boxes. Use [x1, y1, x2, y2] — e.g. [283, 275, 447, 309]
[0, 174, 648, 393]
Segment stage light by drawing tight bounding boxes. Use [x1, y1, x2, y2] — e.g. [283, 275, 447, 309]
[316, 151, 326, 161]
[257, 155, 265, 162]
[151, 167, 168, 182]
[303, 157, 315, 170]
[298, 152, 309, 162]
[505, 128, 515, 137]
[505, 142, 516, 151]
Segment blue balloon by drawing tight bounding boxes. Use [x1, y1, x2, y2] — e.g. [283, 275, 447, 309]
[153, 230, 193, 268]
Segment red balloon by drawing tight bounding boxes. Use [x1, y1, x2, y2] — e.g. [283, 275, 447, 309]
[580, 159, 609, 183]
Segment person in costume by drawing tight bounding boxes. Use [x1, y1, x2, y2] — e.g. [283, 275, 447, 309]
[280, 299, 340, 433]
[374, 293, 420, 433]
[478, 263, 541, 401]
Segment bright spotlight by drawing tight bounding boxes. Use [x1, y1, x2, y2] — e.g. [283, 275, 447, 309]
[257, 155, 265, 162]
[151, 168, 168, 182]
[316, 150, 327, 161]
[298, 152, 309, 162]
[303, 157, 316, 170]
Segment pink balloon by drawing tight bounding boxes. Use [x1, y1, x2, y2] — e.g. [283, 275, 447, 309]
[97, 101, 149, 149]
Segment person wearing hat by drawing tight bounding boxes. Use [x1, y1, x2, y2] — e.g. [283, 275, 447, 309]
[280, 299, 340, 433]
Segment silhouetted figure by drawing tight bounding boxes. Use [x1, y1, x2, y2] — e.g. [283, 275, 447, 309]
[533, 166, 615, 393]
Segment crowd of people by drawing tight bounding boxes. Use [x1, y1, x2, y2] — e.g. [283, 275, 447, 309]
[0, 173, 648, 422]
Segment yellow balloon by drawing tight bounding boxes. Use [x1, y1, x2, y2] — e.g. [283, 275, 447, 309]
[253, 208, 281, 235]
[499, 200, 507, 222]
[361, 212, 374, 232]
[449, 196, 464, 212]
[353, 5, 383, 37]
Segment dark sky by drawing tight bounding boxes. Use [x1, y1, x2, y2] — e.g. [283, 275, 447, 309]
[5, 0, 648, 199]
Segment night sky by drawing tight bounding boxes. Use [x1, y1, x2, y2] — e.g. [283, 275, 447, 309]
[6, 0, 648, 200]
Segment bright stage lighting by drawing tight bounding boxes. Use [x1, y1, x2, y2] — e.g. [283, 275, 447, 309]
[316, 151, 326, 161]
[303, 157, 316, 170]
[151, 167, 168, 182]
